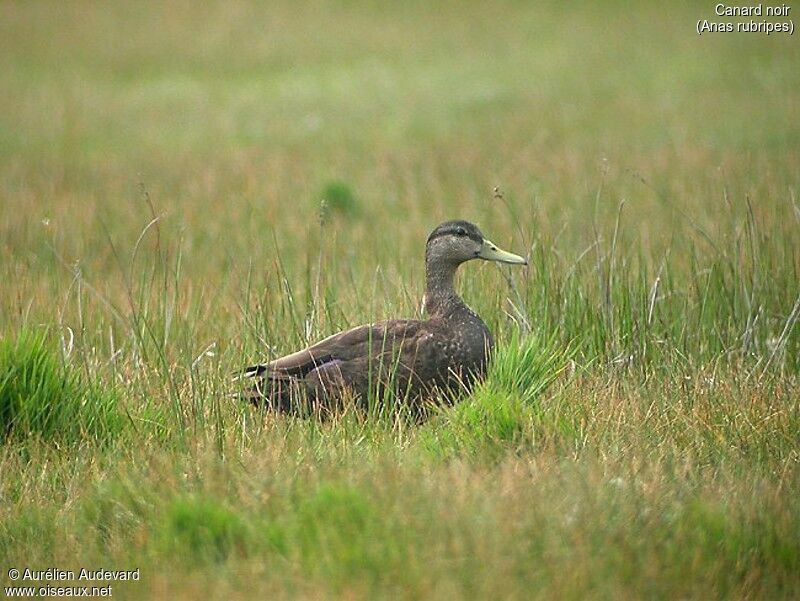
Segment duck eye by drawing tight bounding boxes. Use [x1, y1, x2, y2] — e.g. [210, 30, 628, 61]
[455, 227, 467, 237]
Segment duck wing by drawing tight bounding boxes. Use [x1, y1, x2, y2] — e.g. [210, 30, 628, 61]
[239, 319, 439, 409]
[242, 319, 428, 376]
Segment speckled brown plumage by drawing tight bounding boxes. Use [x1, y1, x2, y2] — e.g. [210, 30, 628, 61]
[238, 220, 527, 414]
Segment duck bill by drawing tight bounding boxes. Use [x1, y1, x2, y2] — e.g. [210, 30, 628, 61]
[477, 239, 528, 265]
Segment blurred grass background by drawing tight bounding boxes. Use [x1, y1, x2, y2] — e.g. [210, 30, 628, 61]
[0, 1, 798, 599]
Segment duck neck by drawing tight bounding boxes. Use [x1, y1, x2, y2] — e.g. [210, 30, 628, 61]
[424, 259, 466, 316]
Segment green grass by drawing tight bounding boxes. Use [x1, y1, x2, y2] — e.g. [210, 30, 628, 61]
[419, 330, 574, 459]
[1, 0, 799, 599]
[320, 180, 361, 220]
[0, 329, 124, 446]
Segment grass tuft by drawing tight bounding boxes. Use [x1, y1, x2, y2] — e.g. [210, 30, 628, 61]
[291, 482, 386, 579]
[161, 496, 250, 564]
[320, 180, 361, 219]
[419, 331, 573, 459]
[0, 329, 123, 446]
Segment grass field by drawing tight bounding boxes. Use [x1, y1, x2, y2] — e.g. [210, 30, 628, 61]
[1, 1, 799, 599]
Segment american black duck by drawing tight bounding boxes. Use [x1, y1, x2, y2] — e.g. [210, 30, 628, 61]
[239, 220, 527, 414]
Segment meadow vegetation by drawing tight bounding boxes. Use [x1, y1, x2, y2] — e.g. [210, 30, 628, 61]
[0, 1, 798, 598]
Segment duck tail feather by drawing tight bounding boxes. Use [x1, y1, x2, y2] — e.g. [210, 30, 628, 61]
[231, 364, 267, 382]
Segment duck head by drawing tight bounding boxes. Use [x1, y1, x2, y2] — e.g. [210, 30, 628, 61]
[425, 220, 527, 266]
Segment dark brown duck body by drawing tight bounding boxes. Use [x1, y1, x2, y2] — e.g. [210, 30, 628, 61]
[239, 220, 526, 414]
